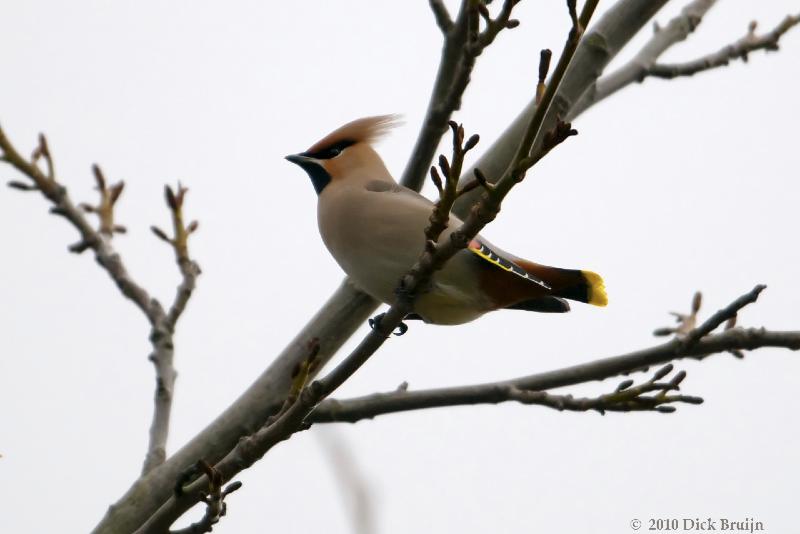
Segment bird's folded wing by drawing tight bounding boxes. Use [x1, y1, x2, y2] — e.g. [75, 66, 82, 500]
[468, 239, 551, 290]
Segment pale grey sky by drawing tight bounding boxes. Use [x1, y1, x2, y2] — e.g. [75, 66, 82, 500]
[1, 1, 798, 533]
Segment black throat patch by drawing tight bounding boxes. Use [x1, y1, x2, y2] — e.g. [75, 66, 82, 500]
[296, 160, 332, 194]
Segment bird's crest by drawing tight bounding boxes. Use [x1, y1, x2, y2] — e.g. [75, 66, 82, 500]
[306, 115, 400, 154]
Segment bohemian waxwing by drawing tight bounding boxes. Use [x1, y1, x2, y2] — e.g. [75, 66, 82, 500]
[286, 115, 607, 325]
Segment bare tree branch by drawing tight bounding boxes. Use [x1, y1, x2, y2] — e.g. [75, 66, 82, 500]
[649, 14, 800, 79]
[308, 286, 795, 424]
[654, 291, 702, 337]
[92, 4, 688, 532]
[570, 0, 719, 117]
[453, 0, 673, 215]
[429, 0, 453, 33]
[131, 5, 600, 530]
[680, 284, 765, 348]
[143, 185, 202, 475]
[0, 126, 200, 476]
[400, 0, 522, 191]
[323, 329, 800, 419]
[79, 165, 127, 237]
[5, 0, 794, 531]
[313, 364, 706, 423]
[168, 461, 241, 534]
[0, 128, 160, 320]
[570, 3, 800, 117]
[152, 184, 202, 331]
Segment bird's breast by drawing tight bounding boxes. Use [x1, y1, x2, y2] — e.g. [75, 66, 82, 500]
[316, 184, 490, 323]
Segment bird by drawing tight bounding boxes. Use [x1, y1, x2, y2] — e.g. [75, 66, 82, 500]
[286, 115, 606, 328]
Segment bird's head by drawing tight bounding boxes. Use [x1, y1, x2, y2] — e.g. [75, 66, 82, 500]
[286, 115, 399, 194]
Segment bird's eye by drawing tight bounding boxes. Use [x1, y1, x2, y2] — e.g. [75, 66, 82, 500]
[309, 147, 342, 160]
[304, 140, 354, 160]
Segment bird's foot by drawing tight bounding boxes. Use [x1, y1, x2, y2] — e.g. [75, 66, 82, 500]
[368, 312, 408, 336]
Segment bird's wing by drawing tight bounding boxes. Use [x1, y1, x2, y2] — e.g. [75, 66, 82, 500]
[467, 238, 551, 290]
[361, 181, 550, 289]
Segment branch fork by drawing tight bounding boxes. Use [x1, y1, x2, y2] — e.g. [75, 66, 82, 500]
[0, 125, 202, 478]
[654, 285, 767, 356]
[170, 460, 242, 534]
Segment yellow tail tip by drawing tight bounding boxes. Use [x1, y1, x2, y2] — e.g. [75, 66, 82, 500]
[582, 270, 608, 307]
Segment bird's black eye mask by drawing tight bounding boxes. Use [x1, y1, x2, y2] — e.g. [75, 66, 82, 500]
[302, 139, 356, 160]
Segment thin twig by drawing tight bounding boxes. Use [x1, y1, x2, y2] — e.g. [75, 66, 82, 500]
[0, 124, 199, 476]
[653, 291, 703, 337]
[143, 185, 201, 475]
[401, 0, 521, 191]
[0, 126, 158, 318]
[152, 184, 202, 330]
[649, 14, 800, 79]
[453, 0, 672, 214]
[429, 0, 453, 33]
[570, 4, 800, 117]
[681, 284, 766, 349]
[79, 164, 127, 236]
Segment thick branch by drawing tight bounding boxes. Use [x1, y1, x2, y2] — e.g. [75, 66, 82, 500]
[132, 5, 599, 531]
[453, 0, 672, 215]
[93, 3, 681, 533]
[570, 0, 718, 117]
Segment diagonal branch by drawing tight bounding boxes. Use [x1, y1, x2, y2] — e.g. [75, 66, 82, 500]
[429, 0, 453, 33]
[92, 3, 689, 533]
[130, 4, 599, 531]
[453, 0, 673, 215]
[401, 0, 522, 191]
[649, 14, 800, 79]
[570, 0, 718, 117]
[680, 284, 765, 348]
[570, 3, 800, 117]
[0, 127, 160, 321]
[0, 125, 200, 476]
[169, 461, 242, 534]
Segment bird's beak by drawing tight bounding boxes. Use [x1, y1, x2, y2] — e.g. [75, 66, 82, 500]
[285, 153, 313, 166]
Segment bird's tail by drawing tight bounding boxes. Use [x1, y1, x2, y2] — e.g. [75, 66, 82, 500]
[516, 261, 608, 307]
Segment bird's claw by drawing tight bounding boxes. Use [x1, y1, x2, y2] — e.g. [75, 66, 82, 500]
[368, 312, 409, 336]
[394, 321, 408, 336]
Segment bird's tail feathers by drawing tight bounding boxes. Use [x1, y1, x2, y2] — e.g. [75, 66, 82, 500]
[516, 261, 608, 307]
